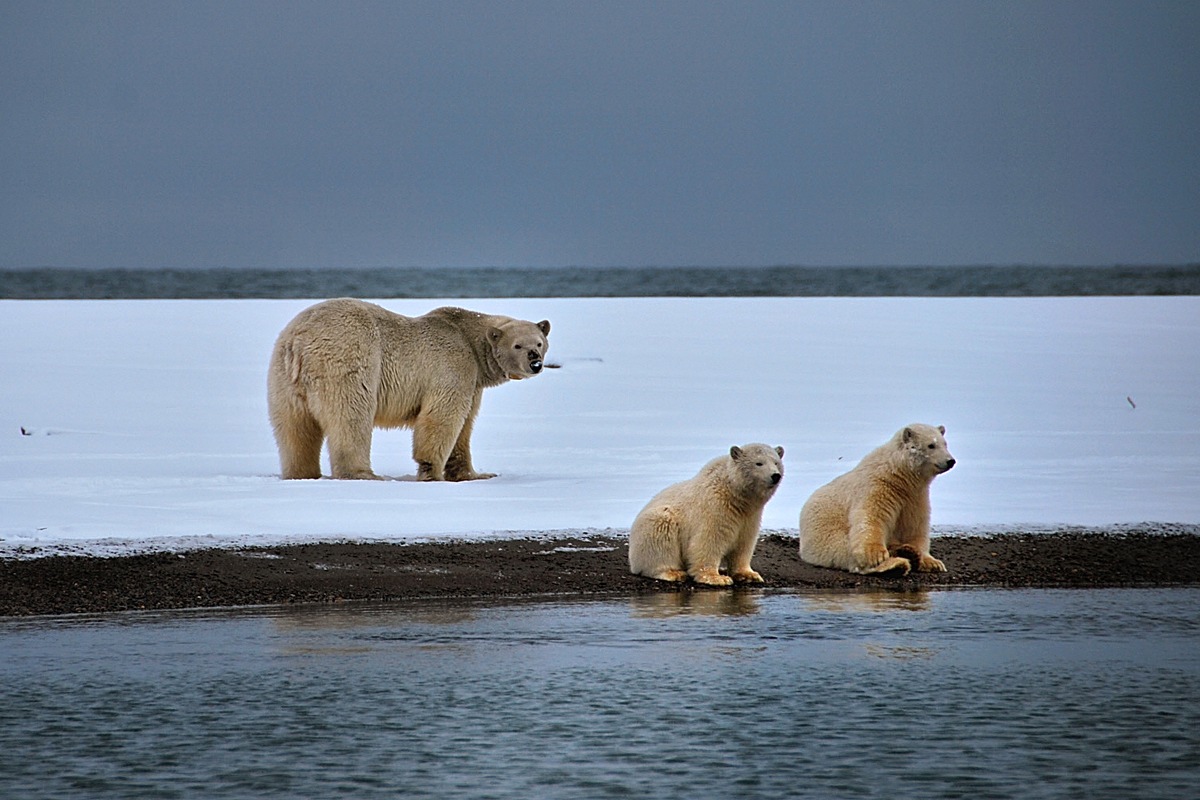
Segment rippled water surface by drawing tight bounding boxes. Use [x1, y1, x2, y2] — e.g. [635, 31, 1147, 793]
[2, 588, 1198, 799]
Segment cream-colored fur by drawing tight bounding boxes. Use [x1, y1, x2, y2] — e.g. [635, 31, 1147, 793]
[629, 444, 784, 586]
[799, 424, 955, 575]
[267, 298, 550, 481]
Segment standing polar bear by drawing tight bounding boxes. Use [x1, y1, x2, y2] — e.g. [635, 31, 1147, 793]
[268, 299, 550, 481]
[629, 444, 784, 586]
[799, 424, 955, 575]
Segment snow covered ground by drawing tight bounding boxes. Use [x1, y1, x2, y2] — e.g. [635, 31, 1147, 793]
[2, 297, 1197, 557]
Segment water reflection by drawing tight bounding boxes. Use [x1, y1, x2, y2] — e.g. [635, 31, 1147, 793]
[628, 589, 761, 618]
[270, 601, 480, 632]
[798, 589, 932, 613]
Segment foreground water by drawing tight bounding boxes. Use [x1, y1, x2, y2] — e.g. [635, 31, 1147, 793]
[2, 588, 1197, 799]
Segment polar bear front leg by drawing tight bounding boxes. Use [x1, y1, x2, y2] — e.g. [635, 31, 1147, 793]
[412, 406, 466, 481]
[904, 529, 946, 572]
[850, 524, 892, 571]
[443, 391, 496, 481]
[686, 530, 734, 586]
[849, 513, 910, 575]
[728, 529, 764, 583]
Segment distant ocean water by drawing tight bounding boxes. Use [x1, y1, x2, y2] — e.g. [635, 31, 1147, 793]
[2, 264, 1198, 299]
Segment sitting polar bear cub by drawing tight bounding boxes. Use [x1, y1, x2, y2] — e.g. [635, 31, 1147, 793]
[268, 298, 550, 481]
[799, 424, 955, 575]
[629, 443, 784, 586]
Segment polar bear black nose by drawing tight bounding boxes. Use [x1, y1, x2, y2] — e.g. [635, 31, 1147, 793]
[771, 472, 782, 485]
[529, 352, 543, 373]
[944, 458, 956, 470]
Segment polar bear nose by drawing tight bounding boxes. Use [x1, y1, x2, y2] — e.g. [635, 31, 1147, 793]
[943, 458, 956, 471]
[771, 472, 782, 485]
[528, 351, 543, 373]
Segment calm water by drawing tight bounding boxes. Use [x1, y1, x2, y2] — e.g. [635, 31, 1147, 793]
[2, 588, 1197, 799]
[2, 264, 1198, 298]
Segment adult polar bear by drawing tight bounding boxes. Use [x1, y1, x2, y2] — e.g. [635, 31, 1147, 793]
[268, 299, 550, 481]
[799, 424, 955, 575]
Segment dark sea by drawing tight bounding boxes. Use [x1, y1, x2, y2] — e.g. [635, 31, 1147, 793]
[2, 263, 1198, 298]
[2, 589, 1197, 800]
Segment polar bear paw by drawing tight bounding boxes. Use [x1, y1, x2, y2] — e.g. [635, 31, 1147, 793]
[917, 553, 947, 572]
[731, 569, 765, 583]
[334, 469, 384, 480]
[648, 569, 689, 582]
[449, 470, 496, 482]
[693, 570, 734, 586]
[855, 541, 893, 570]
[860, 556, 912, 575]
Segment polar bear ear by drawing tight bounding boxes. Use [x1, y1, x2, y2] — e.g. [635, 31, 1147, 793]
[902, 427, 914, 443]
[775, 446, 784, 458]
[938, 425, 946, 434]
[537, 320, 551, 336]
[487, 327, 504, 344]
[729, 445, 743, 460]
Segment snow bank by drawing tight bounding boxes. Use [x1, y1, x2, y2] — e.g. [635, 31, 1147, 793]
[2, 297, 1197, 556]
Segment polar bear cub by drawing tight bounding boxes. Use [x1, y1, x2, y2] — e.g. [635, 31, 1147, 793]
[799, 424, 954, 575]
[629, 444, 784, 585]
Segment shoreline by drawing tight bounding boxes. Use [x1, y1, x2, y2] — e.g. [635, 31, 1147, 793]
[2, 528, 1198, 617]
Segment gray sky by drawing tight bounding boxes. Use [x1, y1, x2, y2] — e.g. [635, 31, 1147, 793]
[2, 1, 1197, 269]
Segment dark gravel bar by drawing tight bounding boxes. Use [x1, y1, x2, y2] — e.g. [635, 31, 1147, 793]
[2, 526, 1198, 617]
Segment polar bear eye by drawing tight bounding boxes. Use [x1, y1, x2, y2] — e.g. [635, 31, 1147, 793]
[514, 344, 522, 349]
[927, 443, 936, 449]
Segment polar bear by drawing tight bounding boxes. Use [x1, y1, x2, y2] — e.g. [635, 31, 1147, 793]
[799, 424, 955, 575]
[629, 444, 784, 585]
[267, 299, 550, 481]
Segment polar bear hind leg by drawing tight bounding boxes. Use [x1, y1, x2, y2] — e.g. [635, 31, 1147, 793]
[326, 413, 381, 480]
[271, 404, 323, 479]
[630, 507, 689, 582]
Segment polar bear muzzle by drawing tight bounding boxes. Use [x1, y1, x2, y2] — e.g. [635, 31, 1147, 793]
[508, 344, 544, 379]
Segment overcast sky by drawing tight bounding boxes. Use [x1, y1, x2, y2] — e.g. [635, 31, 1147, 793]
[2, 1, 1197, 269]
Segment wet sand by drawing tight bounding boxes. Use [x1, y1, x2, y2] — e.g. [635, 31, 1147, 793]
[2, 526, 1198, 616]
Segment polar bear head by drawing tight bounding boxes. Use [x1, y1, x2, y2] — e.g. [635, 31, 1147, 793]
[729, 443, 785, 497]
[489, 318, 551, 381]
[898, 423, 956, 478]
